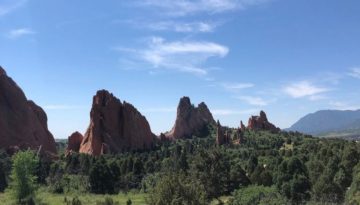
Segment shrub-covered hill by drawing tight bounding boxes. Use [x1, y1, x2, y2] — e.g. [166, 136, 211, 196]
[1, 126, 360, 205]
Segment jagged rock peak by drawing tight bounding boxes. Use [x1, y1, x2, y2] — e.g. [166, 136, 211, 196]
[179, 96, 191, 106]
[247, 110, 280, 133]
[93, 89, 120, 107]
[79, 89, 155, 156]
[165, 96, 216, 139]
[259, 110, 268, 121]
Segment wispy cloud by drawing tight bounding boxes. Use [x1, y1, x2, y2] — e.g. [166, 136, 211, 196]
[221, 82, 254, 91]
[0, 0, 27, 16]
[283, 81, 329, 99]
[115, 37, 229, 76]
[348, 67, 360, 79]
[6, 28, 35, 39]
[308, 95, 327, 101]
[137, 0, 270, 16]
[236, 96, 269, 106]
[212, 108, 259, 116]
[329, 101, 360, 111]
[147, 21, 217, 33]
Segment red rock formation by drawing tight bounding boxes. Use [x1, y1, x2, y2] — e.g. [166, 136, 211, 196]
[0, 66, 57, 154]
[165, 97, 216, 139]
[240, 120, 246, 131]
[216, 120, 231, 145]
[65, 131, 83, 155]
[79, 90, 155, 156]
[247, 111, 280, 132]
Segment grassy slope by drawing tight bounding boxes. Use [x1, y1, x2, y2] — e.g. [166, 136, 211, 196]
[0, 190, 147, 205]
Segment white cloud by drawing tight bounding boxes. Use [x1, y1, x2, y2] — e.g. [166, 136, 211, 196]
[222, 83, 254, 91]
[115, 37, 229, 76]
[7, 28, 35, 39]
[138, 0, 270, 16]
[283, 81, 328, 99]
[147, 21, 217, 33]
[308, 95, 327, 101]
[0, 0, 27, 16]
[348, 67, 360, 79]
[237, 96, 268, 106]
[212, 108, 259, 116]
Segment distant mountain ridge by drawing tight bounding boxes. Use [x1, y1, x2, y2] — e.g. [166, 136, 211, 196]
[287, 109, 360, 137]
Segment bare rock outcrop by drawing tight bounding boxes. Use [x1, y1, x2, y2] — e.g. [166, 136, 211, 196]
[247, 111, 280, 132]
[65, 131, 83, 155]
[0, 66, 57, 154]
[216, 121, 230, 145]
[165, 97, 216, 139]
[79, 90, 155, 156]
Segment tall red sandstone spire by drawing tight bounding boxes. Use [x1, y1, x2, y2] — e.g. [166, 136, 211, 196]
[79, 90, 156, 155]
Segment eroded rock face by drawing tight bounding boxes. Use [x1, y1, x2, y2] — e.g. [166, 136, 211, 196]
[240, 121, 246, 131]
[165, 97, 216, 139]
[0, 66, 57, 154]
[247, 111, 280, 132]
[216, 121, 230, 145]
[79, 90, 155, 155]
[65, 131, 83, 155]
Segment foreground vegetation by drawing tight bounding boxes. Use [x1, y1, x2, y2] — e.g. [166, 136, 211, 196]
[1, 126, 360, 204]
[0, 190, 146, 205]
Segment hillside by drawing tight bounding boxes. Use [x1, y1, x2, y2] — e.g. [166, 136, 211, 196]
[287, 110, 360, 138]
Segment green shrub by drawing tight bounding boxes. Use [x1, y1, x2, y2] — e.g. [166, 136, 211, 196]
[146, 172, 207, 205]
[8, 150, 39, 203]
[229, 185, 287, 205]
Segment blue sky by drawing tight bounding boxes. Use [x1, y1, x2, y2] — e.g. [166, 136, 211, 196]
[1, 0, 360, 138]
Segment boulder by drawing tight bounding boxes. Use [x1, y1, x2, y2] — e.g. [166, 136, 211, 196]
[247, 110, 280, 132]
[65, 131, 83, 155]
[79, 90, 155, 155]
[0, 66, 57, 154]
[165, 97, 215, 139]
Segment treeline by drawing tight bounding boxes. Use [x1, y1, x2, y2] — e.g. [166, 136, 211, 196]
[1, 128, 360, 204]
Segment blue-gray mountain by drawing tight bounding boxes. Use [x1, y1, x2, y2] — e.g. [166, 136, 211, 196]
[287, 110, 360, 138]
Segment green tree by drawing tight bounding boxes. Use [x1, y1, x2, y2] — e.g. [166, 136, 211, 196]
[8, 150, 39, 202]
[346, 163, 360, 204]
[89, 158, 116, 194]
[190, 148, 230, 197]
[146, 172, 207, 205]
[229, 185, 287, 205]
